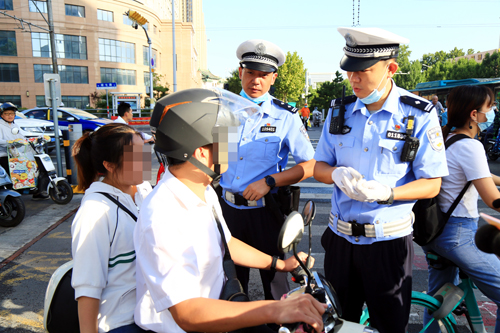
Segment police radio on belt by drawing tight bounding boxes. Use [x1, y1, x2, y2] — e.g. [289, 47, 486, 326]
[329, 85, 346, 135]
[401, 115, 420, 162]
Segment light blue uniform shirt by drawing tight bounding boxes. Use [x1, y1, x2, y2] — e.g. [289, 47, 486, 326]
[314, 83, 449, 244]
[220, 93, 315, 210]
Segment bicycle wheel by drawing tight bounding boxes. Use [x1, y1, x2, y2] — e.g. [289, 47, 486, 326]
[360, 292, 457, 333]
[410, 291, 457, 333]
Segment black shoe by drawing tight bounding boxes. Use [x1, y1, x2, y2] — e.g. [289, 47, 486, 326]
[32, 191, 49, 201]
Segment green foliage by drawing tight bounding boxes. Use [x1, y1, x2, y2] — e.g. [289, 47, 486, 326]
[307, 71, 353, 112]
[146, 73, 170, 106]
[274, 51, 306, 102]
[393, 45, 425, 90]
[225, 69, 242, 94]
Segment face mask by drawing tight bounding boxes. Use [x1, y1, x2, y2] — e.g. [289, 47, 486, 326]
[357, 66, 389, 105]
[240, 89, 269, 104]
[478, 108, 495, 131]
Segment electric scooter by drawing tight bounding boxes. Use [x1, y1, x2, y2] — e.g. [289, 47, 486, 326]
[278, 201, 378, 333]
[0, 163, 25, 227]
[27, 135, 73, 205]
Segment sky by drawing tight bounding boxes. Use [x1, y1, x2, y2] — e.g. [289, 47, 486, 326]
[202, 0, 500, 80]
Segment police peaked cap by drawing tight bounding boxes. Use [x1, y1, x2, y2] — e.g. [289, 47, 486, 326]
[337, 27, 409, 72]
[237, 39, 286, 73]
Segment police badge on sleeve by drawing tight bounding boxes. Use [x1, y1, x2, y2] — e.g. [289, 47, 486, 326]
[427, 126, 444, 151]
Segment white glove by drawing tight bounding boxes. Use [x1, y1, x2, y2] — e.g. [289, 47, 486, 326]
[331, 167, 364, 200]
[354, 179, 392, 203]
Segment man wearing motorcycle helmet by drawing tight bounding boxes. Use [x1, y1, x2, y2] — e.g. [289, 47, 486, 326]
[0, 102, 49, 200]
[134, 88, 325, 333]
[218, 39, 316, 304]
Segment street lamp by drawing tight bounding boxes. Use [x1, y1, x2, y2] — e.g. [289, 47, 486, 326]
[126, 10, 154, 110]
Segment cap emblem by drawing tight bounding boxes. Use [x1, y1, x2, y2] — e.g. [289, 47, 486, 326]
[255, 43, 266, 56]
[345, 33, 358, 47]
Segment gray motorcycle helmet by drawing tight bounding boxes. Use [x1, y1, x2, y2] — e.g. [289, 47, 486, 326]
[0, 102, 17, 114]
[150, 88, 261, 179]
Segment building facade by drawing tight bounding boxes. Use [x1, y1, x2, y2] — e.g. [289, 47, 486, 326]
[454, 49, 500, 64]
[0, 0, 207, 109]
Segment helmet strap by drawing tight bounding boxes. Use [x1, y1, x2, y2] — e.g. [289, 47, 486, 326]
[187, 156, 219, 180]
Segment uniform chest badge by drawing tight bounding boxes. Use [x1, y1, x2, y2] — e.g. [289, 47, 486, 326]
[386, 131, 407, 140]
[395, 124, 401, 131]
[260, 123, 276, 133]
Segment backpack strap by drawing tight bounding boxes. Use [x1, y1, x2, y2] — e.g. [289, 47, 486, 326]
[97, 192, 137, 222]
[442, 134, 473, 219]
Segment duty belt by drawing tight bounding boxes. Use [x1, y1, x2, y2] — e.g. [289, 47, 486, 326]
[330, 212, 414, 238]
[224, 190, 265, 207]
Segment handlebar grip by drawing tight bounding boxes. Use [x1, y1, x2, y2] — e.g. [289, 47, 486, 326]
[291, 266, 307, 283]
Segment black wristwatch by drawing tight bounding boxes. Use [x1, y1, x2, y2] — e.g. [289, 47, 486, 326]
[377, 188, 394, 205]
[264, 175, 276, 189]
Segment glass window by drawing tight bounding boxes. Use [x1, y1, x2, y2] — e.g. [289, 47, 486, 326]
[143, 46, 157, 67]
[34, 64, 88, 84]
[61, 96, 90, 109]
[32, 32, 87, 59]
[97, 9, 113, 22]
[29, 0, 47, 13]
[0, 95, 21, 107]
[65, 4, 85, 17]
[123, 14, 133, 26]
[0, 31, 17, 56]
[99, 38, 135, 64]
[0, 0, 13, 10]
[144, 71, 150, 87]
[100, 68, 136, 85]
[0, 63, 19, 82]
[35, 96, 47, 107]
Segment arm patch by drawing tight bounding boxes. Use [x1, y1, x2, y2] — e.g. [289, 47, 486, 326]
[272, 99, 298, 114]
[400, 95, 436, 113]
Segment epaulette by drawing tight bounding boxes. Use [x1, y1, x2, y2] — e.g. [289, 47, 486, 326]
[272, 99, 298, 114]
[400, 95, 435, 113]
[330, 95, 357, 108]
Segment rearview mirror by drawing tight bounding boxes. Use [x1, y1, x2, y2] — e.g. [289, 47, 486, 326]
[11, 128, 19, 135]
[67, 117, 75, 122]
[302, 201, 316, 226]
[277, 211, 304, 254]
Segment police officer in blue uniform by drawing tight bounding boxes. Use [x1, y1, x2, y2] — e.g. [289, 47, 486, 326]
[219, 39, 316, 302]
[314, 28, 448, 333]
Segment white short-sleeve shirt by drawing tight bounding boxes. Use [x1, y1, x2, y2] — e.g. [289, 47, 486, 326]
[438, 134, 491, 218]
[134, 169, 231, 333]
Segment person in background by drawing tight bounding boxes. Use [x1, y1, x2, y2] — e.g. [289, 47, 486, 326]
[300, 104, 311, 130]
[313, 27, 448, 333]
[115, 103, 154, 144]
[431, 95, 445, 123]
[71, 123, 152, 333]
[0, 102, 49, 200]
[423, 85, 500, 333]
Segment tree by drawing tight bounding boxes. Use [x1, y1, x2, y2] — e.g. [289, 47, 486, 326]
[145, 73, 169, 107]
[478, 51, 500, 78]
[274, 51, 306, 102]
[307, 71, 352, 112]
[224, 69, 241, 94]
[393, 45, 425, 90]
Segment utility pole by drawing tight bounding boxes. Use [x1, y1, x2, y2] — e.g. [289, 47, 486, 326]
[46, 0, 58, 74]
[172, 0, 177, 92]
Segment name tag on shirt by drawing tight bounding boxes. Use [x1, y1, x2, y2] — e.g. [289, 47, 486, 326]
[260, 126, 276, 133]
[386, 131, 407, 140]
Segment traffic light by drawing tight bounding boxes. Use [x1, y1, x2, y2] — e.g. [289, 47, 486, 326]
[127, 10, 148, 26]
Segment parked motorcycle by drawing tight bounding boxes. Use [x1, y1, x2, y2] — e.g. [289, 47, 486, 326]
[27, 136, 73, 205]
[277, 201, 378, 333]
[0, 164, 25, 227]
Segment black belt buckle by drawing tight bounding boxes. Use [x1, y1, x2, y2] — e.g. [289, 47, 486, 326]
[351, 222, 366, 237]
[233, 193, 249, 206]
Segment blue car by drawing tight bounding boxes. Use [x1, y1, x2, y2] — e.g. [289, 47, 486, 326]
[22, 107, 113, 132]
